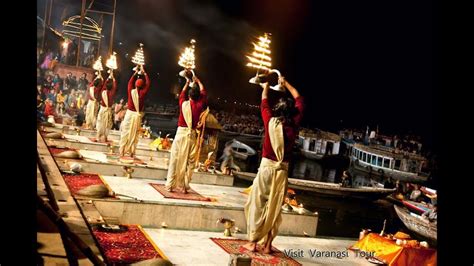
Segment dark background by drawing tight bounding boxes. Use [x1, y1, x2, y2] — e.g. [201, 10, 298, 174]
[37, 0, 438, 151]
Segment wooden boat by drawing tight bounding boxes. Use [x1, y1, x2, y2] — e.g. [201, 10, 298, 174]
[234, 171, 395, 201]
[402, 200, 432, 215]
[394, 205, 437, 242]
[349, 143, 429, 183]
[298, 128, 341, 160]
[225, 139, 256, 160]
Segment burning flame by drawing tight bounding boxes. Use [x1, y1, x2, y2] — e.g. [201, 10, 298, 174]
[178, 39, 196, 69]
[92, 56, 103, 71]
[62, 40, 70, 49]
[131, 43, 145, 66]
[246, 33, 272, 72]
[106, 52, 118, 70]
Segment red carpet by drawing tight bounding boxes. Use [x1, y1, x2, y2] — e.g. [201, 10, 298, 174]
[149, 183, 211, 202]
[92, 225, 166, 265]
[62, 173, 115, 198]
[210, 238, 302, 266]
[48, 147, 76, 155]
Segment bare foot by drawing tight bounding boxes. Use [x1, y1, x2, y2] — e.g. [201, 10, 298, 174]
[165, 187, 173, 192]
[262, 246, 273, 254]
[262, 231, 273, 254]
[242, 242, 257, 252]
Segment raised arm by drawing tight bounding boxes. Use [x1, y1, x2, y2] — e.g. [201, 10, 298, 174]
[142, 66, 151, 94]
[193, 76, 207, 106]
[260, 82, 272, 123]
[110, 77, 118, 96]
[179, 79, 190, 104]
[281, 77, 304, 125]
[260, 82, 269, 100]
[128, 71, 138, 93]
[281, 76, 300, 99]
[193, 76, 205, 92]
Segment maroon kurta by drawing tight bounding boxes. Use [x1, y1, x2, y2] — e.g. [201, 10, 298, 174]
[127, 74, 150, 112]
[88, 81, 102, 101]
[99, 79, 118, 107]
[177, 88, 208, 129]
[261, 97, 304, 162]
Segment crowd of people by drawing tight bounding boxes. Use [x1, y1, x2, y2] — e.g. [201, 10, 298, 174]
[213, 110, 263, 135]
[37, 68, 128, 131]
[144, 102, 179, 115]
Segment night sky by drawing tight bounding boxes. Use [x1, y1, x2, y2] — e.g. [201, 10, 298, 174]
[37, 0, 438, 149]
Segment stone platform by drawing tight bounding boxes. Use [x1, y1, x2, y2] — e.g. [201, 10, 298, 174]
[45, 133, 170, 158]
[44, 148, 233, 186]
[41, 123, 154, 145]
[94, 176, 318, 238]
[141, 228, 371, 265]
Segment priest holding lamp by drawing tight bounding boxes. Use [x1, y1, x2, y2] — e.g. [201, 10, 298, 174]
[85, 57, 104, 130]
[119, 44, 151, 159]
[165, 38, 209, 194]
[96, 52, 118, 143]
[247, 33, 285, 92]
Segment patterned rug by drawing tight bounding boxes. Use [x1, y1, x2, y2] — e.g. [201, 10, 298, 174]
[92, 225, 167, 265]
[210, 238, 302, 266]
[62, 173, 114, 198]
[149, 183, 212, 202]
[48, 147, 76, 155]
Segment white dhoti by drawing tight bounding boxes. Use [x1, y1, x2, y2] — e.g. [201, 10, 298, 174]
[119, 89, 143, 156]
[165, 100, 198, 190]
[165, 126, 198, 190]
[118, 109, 143, 156]
[96, 105, 113, 140]
[85, 99, 98, 129]
[244, 117, 287, 245]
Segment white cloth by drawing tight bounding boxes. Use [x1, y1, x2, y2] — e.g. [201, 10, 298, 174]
[131, 88, 140, 113]
[165, 101, 197, 190]
[119, 109, 142, 156]
[119, 88, 143, 156]
[102, 90, 109, 107]
[85, 99, 98, 129]
[244, 117, 288, 245]
[96, 105, 113, 140]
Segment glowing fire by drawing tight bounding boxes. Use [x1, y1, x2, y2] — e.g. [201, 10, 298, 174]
[62, 40, 69, 49]
[131, 43, 145, 66]
[106, 52, 118, 70]
[92, 56, 103, 71]
[246, 33, 272, 72]
[178, 39, 196, 69]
